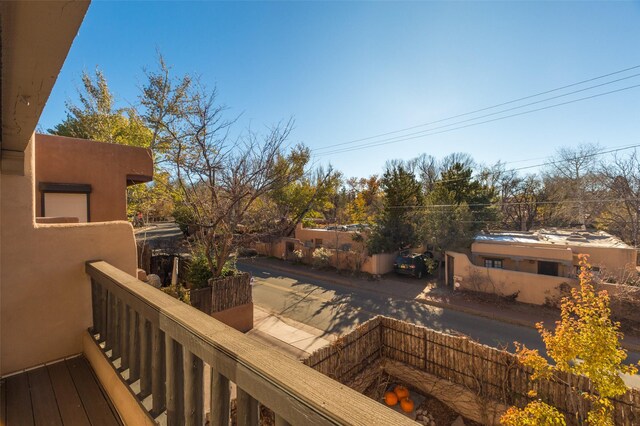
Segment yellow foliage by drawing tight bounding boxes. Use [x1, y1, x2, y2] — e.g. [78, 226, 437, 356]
[501, 254, 637, 425]
[501, 400, 566, 426]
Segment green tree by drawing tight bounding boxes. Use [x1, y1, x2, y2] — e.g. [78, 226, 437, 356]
[368, 164, 423, 253]
[502, 255, 637, 425]
[422, 158, 494, 253]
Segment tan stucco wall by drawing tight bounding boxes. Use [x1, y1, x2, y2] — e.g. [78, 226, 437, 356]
[447, 251, 578, 305]
[295, 224, 359, 249]
[1, 135, 138, 376]
[35, 134, 153, 222]
[571, 246, 637, 278]
[211, 303, 254, 333]
[472, 241, 636, 281]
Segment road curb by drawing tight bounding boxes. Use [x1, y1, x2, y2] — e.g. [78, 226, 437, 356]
[241, 258, 640, 353]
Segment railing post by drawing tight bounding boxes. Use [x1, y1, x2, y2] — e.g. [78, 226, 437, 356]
[91, 279, 99, 335]
[151, 324, 165, 416]
[236, 388, 258, 426]
[98, 284, 107, 342]
[183, 349, 203, 426]
[210, 367, 230, 426]
[120, 302, 130, 370]
[165, 335, 184, 426]
[128, 310, 140, 383]
[139, 318, 152, 398]
[108, 294, 119, 356]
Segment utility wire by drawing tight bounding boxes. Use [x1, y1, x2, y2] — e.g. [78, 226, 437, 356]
[313, 64, 640, 152]
[317, 83, 640, 157]
[316, 74, 640, 155]
[387, 197, 640, 210]
[314, 71, 640, 153]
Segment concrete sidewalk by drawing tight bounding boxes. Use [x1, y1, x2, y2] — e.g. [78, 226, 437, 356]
[247, 305, 334, 360]
[240, 257, 640, 353]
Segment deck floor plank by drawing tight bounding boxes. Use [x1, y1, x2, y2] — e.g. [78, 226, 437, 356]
[47, 362, 90, 426]
[65, 358, 120, 426]
[27, 367, 63, 426]
[6, 373, 34, 426]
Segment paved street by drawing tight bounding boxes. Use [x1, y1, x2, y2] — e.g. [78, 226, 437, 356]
[134, 222, 184, 249]
[241, 262, 548, 354]
[239, 261, 640, 369]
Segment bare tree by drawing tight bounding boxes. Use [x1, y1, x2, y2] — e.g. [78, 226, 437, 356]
[141, 59, 303, 278]
[544, 143, 602, 229]
[597, 150, 640, 245]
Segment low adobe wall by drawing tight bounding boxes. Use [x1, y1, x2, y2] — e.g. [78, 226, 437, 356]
[447, 251, 578, 305]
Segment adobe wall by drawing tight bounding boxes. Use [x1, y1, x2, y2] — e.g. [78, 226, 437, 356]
[447, 251, 578, 305]
[35, 134, 153, 222]
[1, 135, 138, 376]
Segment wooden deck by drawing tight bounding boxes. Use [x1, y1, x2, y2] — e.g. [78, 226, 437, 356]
[0, 356, 122, 426]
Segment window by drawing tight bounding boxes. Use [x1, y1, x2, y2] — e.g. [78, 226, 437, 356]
[40, 182, 91, 222]
[315, 238, 323, 247]
[484, 258, 503, 269]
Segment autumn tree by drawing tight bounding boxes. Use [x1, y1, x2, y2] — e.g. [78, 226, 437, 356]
[502, 254, 637, 426]
[140, 60, 306, 278]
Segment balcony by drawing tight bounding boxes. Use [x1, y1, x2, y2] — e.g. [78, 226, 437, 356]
[68, 260, 417, 425]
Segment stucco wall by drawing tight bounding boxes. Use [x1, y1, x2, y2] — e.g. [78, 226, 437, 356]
[447, 251, 578, 305]
[471, 241, 637, 282]
[1, 135, 138, 376]
[295, 224, 359, 249]
[35, 134, 153, 222]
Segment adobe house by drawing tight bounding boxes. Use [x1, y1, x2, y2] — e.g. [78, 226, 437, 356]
[471, 229, 637, 279]
[35, 134, 153, 222]
[446, 229, 638, 305]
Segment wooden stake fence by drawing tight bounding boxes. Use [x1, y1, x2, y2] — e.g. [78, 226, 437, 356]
[303, 316, 640, 425]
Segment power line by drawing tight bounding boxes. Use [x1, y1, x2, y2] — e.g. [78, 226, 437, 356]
[314, 71, 640, 154]
[316, 83, 640, 157]
[387, 197, 640, 210]
[313, 64, 640, 152]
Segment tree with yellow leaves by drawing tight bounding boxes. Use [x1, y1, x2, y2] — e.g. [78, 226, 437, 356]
[501, 254, 637, 426]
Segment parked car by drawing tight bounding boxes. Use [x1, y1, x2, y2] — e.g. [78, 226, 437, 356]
[393, 252, 433, 279]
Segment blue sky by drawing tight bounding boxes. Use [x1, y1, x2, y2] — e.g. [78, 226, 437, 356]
[39, 1, 640, 179]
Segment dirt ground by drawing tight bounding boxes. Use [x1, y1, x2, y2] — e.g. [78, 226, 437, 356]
[362, 372, 481, 426]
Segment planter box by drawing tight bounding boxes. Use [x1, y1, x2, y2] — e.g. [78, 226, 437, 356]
[190, 272, 253, 332]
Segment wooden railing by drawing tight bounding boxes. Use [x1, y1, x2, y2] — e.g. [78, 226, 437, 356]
[86, 260, 416, 426]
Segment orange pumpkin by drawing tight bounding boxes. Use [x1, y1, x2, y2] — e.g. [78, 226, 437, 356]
[384, 391, 398, 406]
[400, 397, 415, 413]
[394, 385, 409, 400]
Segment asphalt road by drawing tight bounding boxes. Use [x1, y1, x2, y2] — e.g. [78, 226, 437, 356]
[135, 222, 185, 250]
[241, 262, 548, 353]
[239, 262, 640, 371]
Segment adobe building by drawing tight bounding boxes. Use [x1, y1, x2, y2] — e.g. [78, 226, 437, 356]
[446, 229, 639, 305]
[35, 133, 153, 222]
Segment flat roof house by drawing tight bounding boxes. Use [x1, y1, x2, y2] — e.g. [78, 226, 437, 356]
[471, 229, 637, 279]
[446, 229, 638, 306]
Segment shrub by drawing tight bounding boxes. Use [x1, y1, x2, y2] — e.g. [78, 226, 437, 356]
[312, 247, 332, 269]
[186, 247, 238, 289]
[291, 249, 304, 263]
